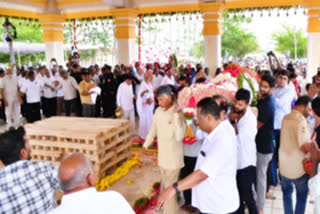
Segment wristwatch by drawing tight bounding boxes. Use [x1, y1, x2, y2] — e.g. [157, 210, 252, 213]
[173, 182, 180, 193]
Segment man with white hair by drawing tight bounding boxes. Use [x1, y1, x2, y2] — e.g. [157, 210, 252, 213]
[0, 67, 20, 128]
[49, 153, 134, 214]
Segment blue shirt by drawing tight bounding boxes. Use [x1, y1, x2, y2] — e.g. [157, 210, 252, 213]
[272, 85, 296, 130]
[256, 95, 276, 154]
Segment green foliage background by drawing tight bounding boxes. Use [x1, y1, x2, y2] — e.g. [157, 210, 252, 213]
[271, 24, 307, 58]
[0, 18, 45, 65]
[190, 13, 259, 59]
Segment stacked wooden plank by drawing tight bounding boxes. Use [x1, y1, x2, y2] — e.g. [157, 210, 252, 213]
[24, 117, 131, 180]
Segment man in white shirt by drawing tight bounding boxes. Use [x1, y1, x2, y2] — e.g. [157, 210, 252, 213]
[134, 63, 144, 94]
[229, 89, 258, 214]
[116, 75, 135, 134]
[20, 71, 43, 123]
[152, 64, 163, 90]
[43, 69, 57, 118]
[0, 68, 20, 128]
[51, 65, 64, 115]
[271, 69, 295, 187]
[36, 66, 45, 115]
[160, 68, 176, 86]
[60, 71, 80, 116]
[157, 98, 239, 214]
[48, 153, 134, 214]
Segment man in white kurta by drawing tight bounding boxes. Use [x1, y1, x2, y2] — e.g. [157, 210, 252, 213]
[116, 75, 135, 134]
[137, 72, 154, 140]
[160, 69, 176, 86]
[0, 68, 20, 128]
[152, 68, 163, 90]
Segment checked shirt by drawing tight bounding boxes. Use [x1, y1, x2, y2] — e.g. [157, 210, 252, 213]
[0, 160, 61, 214]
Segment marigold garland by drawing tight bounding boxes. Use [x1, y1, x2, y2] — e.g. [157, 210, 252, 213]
[96, 156, 140, 191]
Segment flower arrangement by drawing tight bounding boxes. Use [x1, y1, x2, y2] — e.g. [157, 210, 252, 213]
[96, 156, 140, 191]
[223, 63, 259, 106]
[183, 106, 197, 145]
[133, 182, 161, 214]
[223, 64, 242, 77]
[178, 78, 237, 109]
[237, 71, 258, 106]
[178, 63, 259, 112]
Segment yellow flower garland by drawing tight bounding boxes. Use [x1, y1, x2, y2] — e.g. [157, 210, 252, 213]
[96, 156, 140, 191]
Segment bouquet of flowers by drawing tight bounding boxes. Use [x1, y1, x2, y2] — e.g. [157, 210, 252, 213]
[223, 63, 259, 106]
[178, 76, 237, 109]
[183, 105, 197, 145]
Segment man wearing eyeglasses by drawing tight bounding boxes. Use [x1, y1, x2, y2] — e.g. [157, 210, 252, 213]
[270, 69, 296, 188]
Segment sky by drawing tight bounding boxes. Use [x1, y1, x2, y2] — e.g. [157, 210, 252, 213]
[61, 8, 310, 65]
[137, 8, 309, 63]
[241, 8, 308, 53]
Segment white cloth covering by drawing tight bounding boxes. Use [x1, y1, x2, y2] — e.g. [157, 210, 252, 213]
[89, 87, 101, 104]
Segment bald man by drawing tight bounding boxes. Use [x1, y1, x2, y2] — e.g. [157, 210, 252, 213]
[49, 153, 134, 214]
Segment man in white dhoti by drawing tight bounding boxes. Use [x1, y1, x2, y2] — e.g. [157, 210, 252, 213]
[0, 68, 20, 128]
[137, 72, 154, 140]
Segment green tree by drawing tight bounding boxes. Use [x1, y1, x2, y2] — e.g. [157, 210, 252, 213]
[190, 13, 259, 59]
[63, 19, 115, 62]
[222, 14, 258, 58]
[190, 39, 203, 59]
[0, 18, 44, 65]
[0, 18, 43, 43]
[271, 25, 307, 59]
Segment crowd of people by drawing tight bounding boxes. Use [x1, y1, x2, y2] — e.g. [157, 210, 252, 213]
[0, 51, 320, 214]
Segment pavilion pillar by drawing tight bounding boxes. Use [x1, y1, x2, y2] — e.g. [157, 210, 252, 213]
[113, 9, 138, 65]
[39, 14, 65, 66]
[305, 0, 320, 80]
[200, 3, 225, 77]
